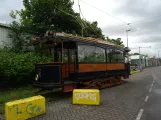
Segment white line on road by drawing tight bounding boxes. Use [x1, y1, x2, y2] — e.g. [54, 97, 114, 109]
[144, 96, 149, 102]
[151, 83, 153, 87]
[149, 88, 152, 92]
[136, 109, 144, 120]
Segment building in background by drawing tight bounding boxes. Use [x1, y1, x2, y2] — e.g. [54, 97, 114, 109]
[0, 22, 34, 51]
[0, 23, 12, 48]
[129, 54, 151, 71]
[149, 56, 159, 67]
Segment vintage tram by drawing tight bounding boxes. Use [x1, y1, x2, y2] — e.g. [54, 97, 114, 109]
[33, 31, 130, 92]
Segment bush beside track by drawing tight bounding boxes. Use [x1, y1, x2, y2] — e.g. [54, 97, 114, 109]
[0, 50, 53, 87]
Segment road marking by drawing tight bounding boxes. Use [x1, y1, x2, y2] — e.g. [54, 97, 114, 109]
[136, 109, 144, 120]
[151, 83, 153, 87]
[149, 88, 152, 92]
[144, 96, 149, 102]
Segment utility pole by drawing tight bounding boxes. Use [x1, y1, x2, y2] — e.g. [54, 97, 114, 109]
[158, 49, 160, 58]
[139, 47, 141, 65]
[158, 49, 160, 66]
[126, 29, 130, 48]
[126, 29, 130, 63]
[78, 0, 83, 37]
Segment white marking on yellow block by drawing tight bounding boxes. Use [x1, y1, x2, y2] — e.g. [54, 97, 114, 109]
[73, 89, 100, 105]
[5, 95, 45, 120]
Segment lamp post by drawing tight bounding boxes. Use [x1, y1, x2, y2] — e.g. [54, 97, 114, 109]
[158, 49, 160, 66]
[126, 29, 131, 48]
[158, 49, 160, 58]
[126, 29, 130, 63]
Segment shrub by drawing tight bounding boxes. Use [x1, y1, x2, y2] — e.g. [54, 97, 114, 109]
[0, 50, 53, 87]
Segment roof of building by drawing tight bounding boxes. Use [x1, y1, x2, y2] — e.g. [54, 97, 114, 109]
[0, 23, 10, 28]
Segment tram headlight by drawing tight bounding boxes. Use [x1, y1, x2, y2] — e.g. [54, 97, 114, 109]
[35, 74, 39, 81]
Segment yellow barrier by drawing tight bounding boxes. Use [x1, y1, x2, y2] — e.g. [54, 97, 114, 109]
[73, 89, 100, 105]
[5, 95, 45, 120]
[131, 70, 140, 74]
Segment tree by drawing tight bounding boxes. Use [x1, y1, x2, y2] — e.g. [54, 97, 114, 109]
[9, 0, 83, 51]
[134, 53, 140, 55]
[11, 0, 83, 34]
[82, 20, 105, 39]
[9, 0, 107, 51]
[105, 37, 124, 47]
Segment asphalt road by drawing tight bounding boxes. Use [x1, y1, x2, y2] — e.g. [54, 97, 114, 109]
[29, 67, 161, 120]
[1, 67, 161, 120]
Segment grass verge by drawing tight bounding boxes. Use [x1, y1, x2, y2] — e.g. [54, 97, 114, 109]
[0, 86, 71, 115]
[0, 86, 44, 114]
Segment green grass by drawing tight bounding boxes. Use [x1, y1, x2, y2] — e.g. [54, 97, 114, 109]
[0, 86, 71, 115]
[0, 86, 41, 114]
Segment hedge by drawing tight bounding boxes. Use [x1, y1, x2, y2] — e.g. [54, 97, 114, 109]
[0, 50, 53, 87]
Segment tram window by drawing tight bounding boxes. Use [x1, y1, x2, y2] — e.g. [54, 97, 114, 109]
[111, 50, 124, 63]
[78, 45, 105, 63]
[63, 49, 75, 63]
[106, 49, 111, 62]
[54, 48, 61, 62]
[69, 49, 75, 63]
[63, 49, 68, 63]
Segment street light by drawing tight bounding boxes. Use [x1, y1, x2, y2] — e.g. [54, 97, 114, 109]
[157, 49, 160, 66]
[158, 49, 160, 58]
[126, 29, 131, 64]
[126, 29, 131, 48]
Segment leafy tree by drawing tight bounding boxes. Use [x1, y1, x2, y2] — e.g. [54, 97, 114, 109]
[18, 0, 82, 34]
[134, 53, 140, 55]
[9, 0, 83, 51]
[9, 0, 107, 51]
[105, 37, 124, 46]
[82, 20, 105, 39]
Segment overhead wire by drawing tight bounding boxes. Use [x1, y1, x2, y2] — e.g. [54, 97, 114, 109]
[78, 0, 102, 38]
[131, 14, 161, 24]
[128, 24, 153, 55]
[57, 1, 160, 57]
[80, 0, 127, 24]
[80, 0, 161, 26]
[80, 8, 103, 38]
[79, 0, 161, 57]
[55, 4, 104, 39]
[116, 14, 161, 27]
[53, 5, 87, 35]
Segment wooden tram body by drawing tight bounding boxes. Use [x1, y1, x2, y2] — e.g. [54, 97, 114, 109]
[33, 32, 130, 92]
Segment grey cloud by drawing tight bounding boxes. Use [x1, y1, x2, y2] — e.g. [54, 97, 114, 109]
[0, 0, 22, 23]
[102, 0, 161, 57]
[113, 0, 161, 19]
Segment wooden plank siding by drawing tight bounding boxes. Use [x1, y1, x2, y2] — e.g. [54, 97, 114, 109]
[79, 63, 125, 72]
[62, 63, 125, 78]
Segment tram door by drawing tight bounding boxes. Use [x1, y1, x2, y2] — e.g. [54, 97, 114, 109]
[63, 48, 77, 79]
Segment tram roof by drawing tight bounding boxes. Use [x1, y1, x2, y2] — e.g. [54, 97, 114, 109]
[54, 33, 124, 50]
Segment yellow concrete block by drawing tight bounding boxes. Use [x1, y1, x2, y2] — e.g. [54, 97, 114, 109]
[131, 70, 140, 74]
[5, 95, 45, 120]
[73, 89, 100, 105]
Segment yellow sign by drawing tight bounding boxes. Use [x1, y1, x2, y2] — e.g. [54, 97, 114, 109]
[73, 89, 100, 105]
[5, 95, 45, 120]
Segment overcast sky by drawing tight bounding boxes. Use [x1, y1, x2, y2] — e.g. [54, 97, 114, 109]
[1, 0, 161, 57]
